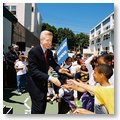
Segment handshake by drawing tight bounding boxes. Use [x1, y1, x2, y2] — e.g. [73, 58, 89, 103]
[49, 68, 69, 87]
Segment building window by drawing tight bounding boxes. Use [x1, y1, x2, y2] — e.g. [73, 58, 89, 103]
[103, 33, 110, 40]
[91, 29, 94, 34]
[11, 6, 16, 11]
[96, 24, 101, 31]
[102, 17, 110, 26]
[91, 41, 94, 45]
[106, 25, 110, 30]
[11, 6, 16, 15]
[96, 38, 101, 43]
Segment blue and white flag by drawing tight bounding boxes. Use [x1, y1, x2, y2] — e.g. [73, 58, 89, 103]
[56, 38, 68, 65]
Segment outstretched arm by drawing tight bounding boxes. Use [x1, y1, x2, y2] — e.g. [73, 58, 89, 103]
[62, 80, 94, 94]
[73, 108, 95, 114]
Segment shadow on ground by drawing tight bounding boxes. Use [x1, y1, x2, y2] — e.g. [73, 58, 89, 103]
[3, 88, 24, 105]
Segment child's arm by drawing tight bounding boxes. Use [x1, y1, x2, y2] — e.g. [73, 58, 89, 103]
[63, 80, 94, 94]
[80, 70, 89, 74]
[73, 108, 95, 114]
[14, 63, 23, 72]
[62, 80, 87, 93]
[76, 80, 94, 94]
[85, 51, 98, 75]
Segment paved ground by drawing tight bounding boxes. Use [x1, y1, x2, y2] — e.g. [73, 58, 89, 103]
[3, 88, 58, 114]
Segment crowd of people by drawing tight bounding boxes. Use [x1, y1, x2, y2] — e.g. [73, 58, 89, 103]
[3, 30, 114, 114]
[3, 44, 28, 95]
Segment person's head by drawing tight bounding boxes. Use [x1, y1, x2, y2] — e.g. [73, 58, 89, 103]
[8, 45, 14, 52]
[31, 45, 34, 49]
[13, 45, 19, 51]
[81, 63, 88, 71]
[40, 30, 53, 49]
[97, 54, 113, 67]
[93, 64, 113, 84]
[19, 54, 26, 61]
[80, 59, 88, 71]
[76, 53, 82, 61]
[65, 57, 72, 65]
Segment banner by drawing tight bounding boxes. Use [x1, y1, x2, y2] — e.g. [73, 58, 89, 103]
[56, 38, 68, 65]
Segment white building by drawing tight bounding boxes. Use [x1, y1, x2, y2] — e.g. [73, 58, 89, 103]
[4, 3, 41, 38]
[89, 12, 114, 53]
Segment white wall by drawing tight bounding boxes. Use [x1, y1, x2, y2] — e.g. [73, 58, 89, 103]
[16, 3, 25, 26]
[24, 3, 32, 31]
[31, 3, 41, 38]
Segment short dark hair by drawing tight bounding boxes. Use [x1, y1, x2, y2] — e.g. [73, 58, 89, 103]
[101, 54, 113, 63]
[65, 56, 72, 62]
[8, 45, 13, 50]
[76, 53, 82, 59]
[96, 64, 113, 79]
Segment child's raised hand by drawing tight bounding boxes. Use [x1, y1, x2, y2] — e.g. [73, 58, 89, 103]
[93, 51, 99, 57]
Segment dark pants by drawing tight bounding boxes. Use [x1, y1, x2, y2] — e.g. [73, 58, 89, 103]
[6, 66, 17, 88]
[58, 98, 71, 114]
[27, 76, 47, 114]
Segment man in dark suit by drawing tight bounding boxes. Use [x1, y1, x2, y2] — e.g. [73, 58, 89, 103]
[28, 30, 67, 114]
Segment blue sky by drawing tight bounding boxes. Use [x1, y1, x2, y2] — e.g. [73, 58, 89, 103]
[37, 3, 114, 34]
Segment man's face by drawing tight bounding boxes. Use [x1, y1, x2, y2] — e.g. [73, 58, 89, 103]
[41, 35, 53, 49]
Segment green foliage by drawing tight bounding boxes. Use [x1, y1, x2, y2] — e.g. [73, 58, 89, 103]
[57, 28, 75, 50]
[75, 33, 89, 53]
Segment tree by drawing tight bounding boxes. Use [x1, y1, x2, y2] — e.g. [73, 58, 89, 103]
[57, 28, 75, 50]
[75, 33, 89, 53]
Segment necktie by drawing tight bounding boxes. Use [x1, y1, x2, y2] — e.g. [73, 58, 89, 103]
[44, 50, 47, 61]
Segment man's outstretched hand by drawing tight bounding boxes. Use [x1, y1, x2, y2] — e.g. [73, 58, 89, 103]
[50, 77, 61, 87]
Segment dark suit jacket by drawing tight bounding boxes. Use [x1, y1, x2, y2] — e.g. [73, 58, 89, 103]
[28, 45, 60, 94]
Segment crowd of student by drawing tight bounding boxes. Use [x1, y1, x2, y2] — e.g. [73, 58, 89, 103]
[47, 51, 114, 114]
[3, 43, 114, 114]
